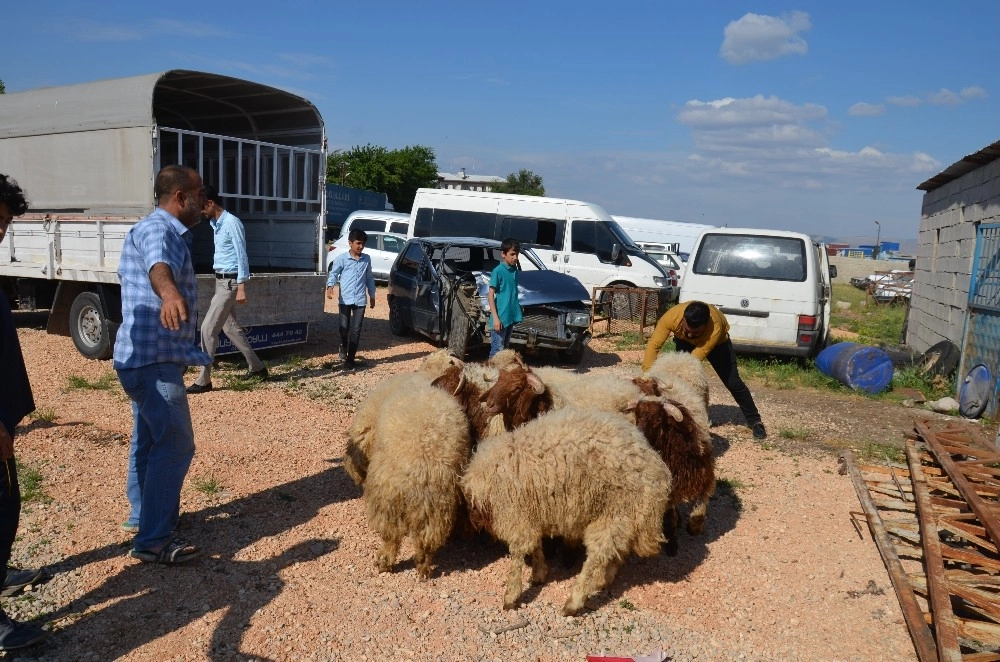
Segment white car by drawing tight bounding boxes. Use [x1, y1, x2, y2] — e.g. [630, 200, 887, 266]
[326, 231, 407, 281]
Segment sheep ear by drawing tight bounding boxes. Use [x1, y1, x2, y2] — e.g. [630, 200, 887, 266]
[625, 398, 639, 413]
[526, 373, 545, 394]
[663, 401, 684, 422]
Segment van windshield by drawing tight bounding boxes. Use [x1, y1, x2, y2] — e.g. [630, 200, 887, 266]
[606, 220, 641, 249]
[693, 234, 806, 282]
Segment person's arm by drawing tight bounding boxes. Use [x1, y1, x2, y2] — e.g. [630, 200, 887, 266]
[231, 217, 251, 304]
[326, 255, 344, 298]
[148, 263, 188, 331]
[366, 257, 376, 309]
[488, 287, 501, 331]
[692, 322, 725, 360]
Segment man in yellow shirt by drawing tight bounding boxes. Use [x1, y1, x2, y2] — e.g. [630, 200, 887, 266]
[642, 300, 766, 439]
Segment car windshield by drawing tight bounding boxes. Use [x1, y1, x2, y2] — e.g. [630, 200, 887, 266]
[430, 243, 545, 274]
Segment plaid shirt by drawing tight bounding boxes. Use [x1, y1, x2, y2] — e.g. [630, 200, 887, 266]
[113, 208, 211, 369]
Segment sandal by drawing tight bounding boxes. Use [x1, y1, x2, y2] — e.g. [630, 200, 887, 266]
[130, 538, 201, 564]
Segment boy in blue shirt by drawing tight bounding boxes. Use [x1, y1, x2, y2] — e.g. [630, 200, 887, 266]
[487, 238, 523, 358]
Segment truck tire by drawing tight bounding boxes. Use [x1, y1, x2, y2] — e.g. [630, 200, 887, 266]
[388, 298, 408, 336]
[69, 291, 112, 360]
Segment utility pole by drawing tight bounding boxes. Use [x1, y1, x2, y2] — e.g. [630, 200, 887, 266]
[874, 220, 881, 260]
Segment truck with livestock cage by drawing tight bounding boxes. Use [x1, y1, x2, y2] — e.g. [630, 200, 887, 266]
[0, 70, 328, 359]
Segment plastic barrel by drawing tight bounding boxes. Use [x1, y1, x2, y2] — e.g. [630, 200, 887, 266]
[815, 342, 894, 394]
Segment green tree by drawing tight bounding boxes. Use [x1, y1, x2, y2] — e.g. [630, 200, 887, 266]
[326, 144, 438, 213]
[0, 80, 5, 94]
[493, 169, 545, 196]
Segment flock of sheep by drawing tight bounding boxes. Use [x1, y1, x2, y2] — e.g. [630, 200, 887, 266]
[344, 348, 715, 616]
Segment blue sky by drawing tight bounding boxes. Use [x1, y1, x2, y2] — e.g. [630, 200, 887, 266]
[4, 1, 999, 244]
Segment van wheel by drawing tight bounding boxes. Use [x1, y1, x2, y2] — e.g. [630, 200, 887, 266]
[917, 340, 959, 379]
[388, 299, 408, 336]
[599, 283, 636, 319]
[69, 291, 112, 360]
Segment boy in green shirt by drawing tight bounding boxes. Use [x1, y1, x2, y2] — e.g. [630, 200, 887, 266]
[487, 238, 523, 358]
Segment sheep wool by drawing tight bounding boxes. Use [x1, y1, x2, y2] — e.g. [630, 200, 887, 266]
[460, 407, 672, 616]
[646, 350, 710, 411]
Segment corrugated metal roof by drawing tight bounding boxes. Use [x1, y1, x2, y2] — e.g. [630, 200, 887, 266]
[917, 139, 1000, 192]
[0, 70, 323, 147]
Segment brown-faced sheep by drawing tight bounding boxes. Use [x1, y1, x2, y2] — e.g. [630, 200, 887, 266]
[460, 407, 672, 616]
[630, 376, 715, 556]
[362, 380, 471, 579]
[644, 350, 710, 411]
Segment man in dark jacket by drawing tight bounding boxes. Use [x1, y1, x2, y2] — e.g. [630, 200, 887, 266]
[0, 174, 47, 650]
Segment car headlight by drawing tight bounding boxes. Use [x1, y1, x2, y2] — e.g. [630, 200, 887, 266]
[565, 311, 591, 327]
[653, 276, 670, 287]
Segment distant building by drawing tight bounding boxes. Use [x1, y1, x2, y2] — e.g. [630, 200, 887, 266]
[437, 168, 505, 192]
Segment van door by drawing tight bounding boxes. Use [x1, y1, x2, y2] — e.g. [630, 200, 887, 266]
[816, 243, 832, 347]
[563, 219, 622, 295]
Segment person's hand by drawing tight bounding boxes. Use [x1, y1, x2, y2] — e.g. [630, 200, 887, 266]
[160, 293, 188, 331]
[493, 318, 502, 332]
[0, 426, 13, 462]
[326, 286, 335, 300]
[236, 283, 248, 305]
[369, 298, 376, 309]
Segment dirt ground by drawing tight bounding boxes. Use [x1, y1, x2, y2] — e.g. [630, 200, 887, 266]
[5, 288, 986, 661]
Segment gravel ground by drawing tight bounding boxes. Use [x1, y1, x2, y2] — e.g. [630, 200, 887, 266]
[4, 287, 974, 660]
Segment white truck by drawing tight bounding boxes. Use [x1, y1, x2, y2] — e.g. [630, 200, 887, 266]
[611, 215, 716, 259]
[0, 70, 329, 359]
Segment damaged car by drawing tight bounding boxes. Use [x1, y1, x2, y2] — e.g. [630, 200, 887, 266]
[387, 237, 592, 362]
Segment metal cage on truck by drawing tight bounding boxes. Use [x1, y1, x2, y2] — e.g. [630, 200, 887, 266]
[0, 70, 328, 359]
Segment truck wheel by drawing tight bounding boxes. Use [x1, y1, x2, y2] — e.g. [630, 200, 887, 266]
[388, 299, 408, 336]
[69, 291, 112, 360]
[447, 302, 470, 359]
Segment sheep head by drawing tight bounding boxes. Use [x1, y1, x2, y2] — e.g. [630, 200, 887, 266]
[479, 366, 552, 433]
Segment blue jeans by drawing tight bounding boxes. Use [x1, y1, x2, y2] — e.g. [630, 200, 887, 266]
[489, 326, 514, 358]
[116, 362, 194, 551]
[338, 304, 367, 363]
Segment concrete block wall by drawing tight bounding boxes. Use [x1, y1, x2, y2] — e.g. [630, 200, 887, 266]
[906, 163, 1000, 353]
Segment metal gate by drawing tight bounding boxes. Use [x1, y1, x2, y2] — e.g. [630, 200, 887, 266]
[959, 224, 1000, 418]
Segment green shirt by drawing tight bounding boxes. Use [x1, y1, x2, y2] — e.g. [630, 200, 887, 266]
[489, 262, 523, 328]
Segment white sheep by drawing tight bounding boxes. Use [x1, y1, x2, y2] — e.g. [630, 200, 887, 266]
[532, 366, 644, 414]
[460, 407, 672, 615]
[644, 350, 710, 411]
[363, 379, 472, 579]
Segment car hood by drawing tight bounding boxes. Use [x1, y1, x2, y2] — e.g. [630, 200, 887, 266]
[473, 270, 589, 304]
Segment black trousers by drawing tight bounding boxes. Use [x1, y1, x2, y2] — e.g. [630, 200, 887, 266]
[675, 337, 761, 425]
[338, 304, 367, 363]
[0, 453, 20, 587]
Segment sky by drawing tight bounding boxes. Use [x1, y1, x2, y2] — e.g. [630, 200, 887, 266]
[4, 1, 999, 244]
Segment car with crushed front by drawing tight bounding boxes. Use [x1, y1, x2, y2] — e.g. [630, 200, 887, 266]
[386, 237, 592, 362]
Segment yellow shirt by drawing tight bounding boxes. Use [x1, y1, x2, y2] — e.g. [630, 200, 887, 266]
[641, 301, 730, 370]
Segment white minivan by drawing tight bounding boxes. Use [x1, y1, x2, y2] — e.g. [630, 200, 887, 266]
[680, 228, 837, 357]
[406, 188, 673, 300]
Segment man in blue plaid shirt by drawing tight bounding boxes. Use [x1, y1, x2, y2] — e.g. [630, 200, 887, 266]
[113, 165, 210, 565]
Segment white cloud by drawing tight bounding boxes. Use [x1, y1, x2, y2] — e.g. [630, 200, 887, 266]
[961, 86, 988, 100]
[886, 95, 922, 107]
[720, 11, 811, 65]
[848, 102, 885, 117]
[928, 88, 964, 105]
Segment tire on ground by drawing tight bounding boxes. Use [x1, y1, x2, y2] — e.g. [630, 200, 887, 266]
[917, 340, 960, 379]
[388, 298, 408, 336]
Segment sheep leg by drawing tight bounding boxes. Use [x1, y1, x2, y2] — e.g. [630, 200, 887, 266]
[528, 546, 548, 585]
[412, 545, 434, 580]
[375, 536, 401, 574]
[503, 548, 529, 610]
[563, 547, 612, 616]
[687, 498, 709, 536]
[663, 506, 680, 557]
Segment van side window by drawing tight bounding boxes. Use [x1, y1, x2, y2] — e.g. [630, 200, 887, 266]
[389, 222, 408, 234]
[572, 221, 618, 262]
[420, 209, 497, 238]
[414, 209, 433, 237]
[396, 242, 424, 278]
[502, 216, 563, 249]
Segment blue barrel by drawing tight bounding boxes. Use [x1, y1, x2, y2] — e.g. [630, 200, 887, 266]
[815, 342, 894, 394]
